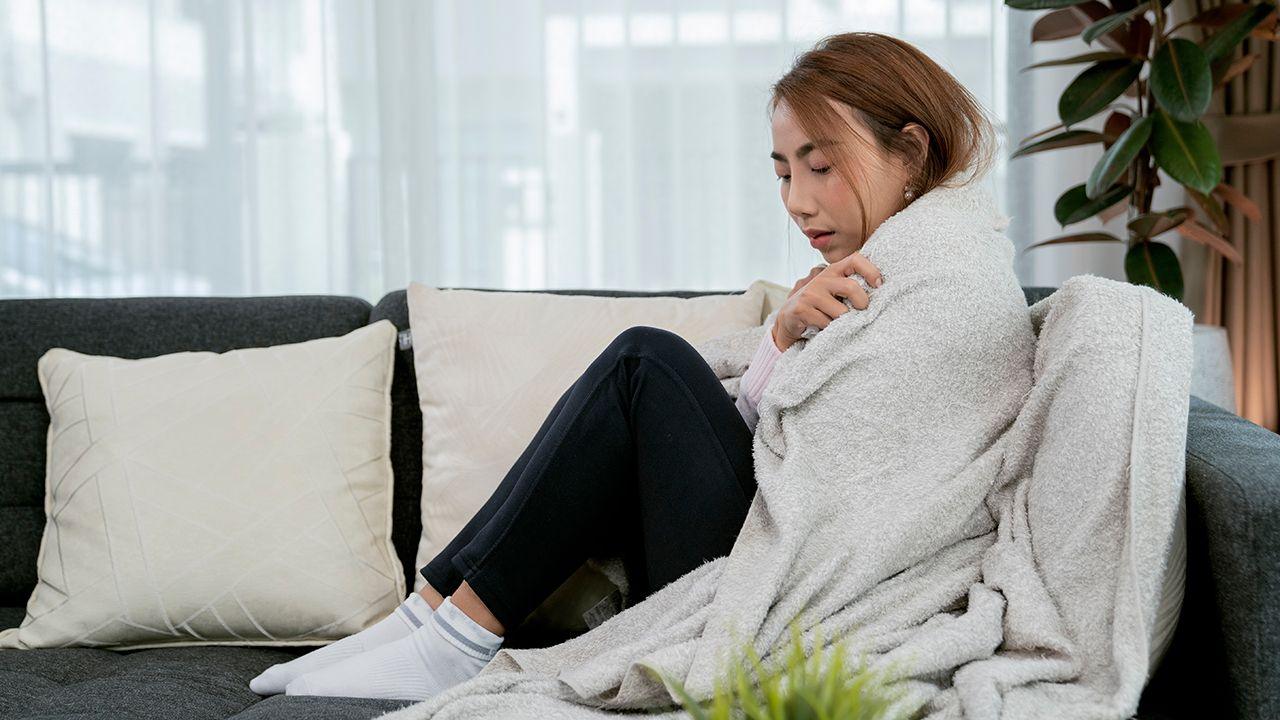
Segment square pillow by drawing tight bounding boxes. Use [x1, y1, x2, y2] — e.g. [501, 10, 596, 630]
[405, 280, 778, 628]
[0, 320, 404, 650]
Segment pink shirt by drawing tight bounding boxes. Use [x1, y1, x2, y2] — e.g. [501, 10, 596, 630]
[734, 328, 784, 432]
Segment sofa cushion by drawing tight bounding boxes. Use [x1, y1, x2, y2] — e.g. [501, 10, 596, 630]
[0, 643, 409, 719]
[2, 320, 404, 650]
[0, 645, 291, 718]
[368, 293, 430, 601]
[368, 284, 782, 630]
[403, 279, 773, 631]
[230, 695, 413, 719]
[0, 608, 24, 631]
[0, 296, 372, 611]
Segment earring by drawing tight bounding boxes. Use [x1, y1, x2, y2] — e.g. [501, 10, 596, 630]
[903, 186, 916, 201]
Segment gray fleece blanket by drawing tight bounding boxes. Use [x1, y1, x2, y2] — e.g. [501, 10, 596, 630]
[377, 180, 1194, 719]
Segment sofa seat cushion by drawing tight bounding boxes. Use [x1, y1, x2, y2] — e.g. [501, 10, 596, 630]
[230, 695, 414, 719]
[0, 644, 411, 719]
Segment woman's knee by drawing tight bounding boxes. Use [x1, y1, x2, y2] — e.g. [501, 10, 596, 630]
[607, 325, 695, 362]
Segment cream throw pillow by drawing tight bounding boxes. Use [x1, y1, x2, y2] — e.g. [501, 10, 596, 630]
[405, 281, 777, 605]
[0, 320, 405, 650]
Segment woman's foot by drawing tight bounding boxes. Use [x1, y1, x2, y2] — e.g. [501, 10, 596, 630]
[249, 591, 436, 695]
[284, 596, 503, 701]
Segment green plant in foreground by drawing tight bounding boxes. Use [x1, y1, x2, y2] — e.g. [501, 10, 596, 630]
[1005, 0, 1278, 302]
[646, 622, 914, 720]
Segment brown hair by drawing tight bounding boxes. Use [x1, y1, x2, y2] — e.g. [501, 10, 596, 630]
[770, 32, 998, 241]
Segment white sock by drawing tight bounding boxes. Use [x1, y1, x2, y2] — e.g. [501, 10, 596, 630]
[249, 592, 435, 695]
[284, 596, 503, 701]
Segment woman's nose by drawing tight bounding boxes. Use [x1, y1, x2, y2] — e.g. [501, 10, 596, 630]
[784, 177, 816, 219]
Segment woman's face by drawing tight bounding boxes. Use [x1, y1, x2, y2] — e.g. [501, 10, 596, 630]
[770, 98, 916, 262]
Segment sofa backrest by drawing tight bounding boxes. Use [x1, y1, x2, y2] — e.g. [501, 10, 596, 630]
[0, 286, 1060, 606]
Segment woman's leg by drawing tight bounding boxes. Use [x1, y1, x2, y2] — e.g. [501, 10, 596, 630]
[416, 364, 589, 599]
[263, 325, 757, 700]
[420, 325, 758, 635]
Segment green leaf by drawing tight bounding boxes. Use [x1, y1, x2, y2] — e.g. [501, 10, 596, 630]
[1082, 6, 1144, 44]
[1087, 115, 1153, 198]
[1022, 51, 1133, 71]
[1023, 232, 1124, 253]
[1054, 183, 1133, 226]
[1011, 130, 1108, 159]
[1151, 39, 1212, 121]
[1202, 2, 1277, 62]
[1125, 240, 1185, 301]
[1059, 60, 1143, 127]
[1150, 108, 1222, 195]
[1127, 207, 1191, 240]
[657, 671, 711, 720]
[1005, 0, 1091, 8]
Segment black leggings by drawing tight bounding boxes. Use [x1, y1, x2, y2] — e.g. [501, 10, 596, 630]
[419, 325, 758, 632]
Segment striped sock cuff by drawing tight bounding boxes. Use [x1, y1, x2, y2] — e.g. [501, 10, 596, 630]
[431, 597, 502, 662]
[398, 591, 434, 629]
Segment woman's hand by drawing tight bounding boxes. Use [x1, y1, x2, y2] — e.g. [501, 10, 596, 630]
[788, 264, 828, 300]
[772, 252, 883, 352]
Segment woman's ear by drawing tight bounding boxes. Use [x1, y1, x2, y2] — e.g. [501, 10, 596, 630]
[901, 122, 929, 176]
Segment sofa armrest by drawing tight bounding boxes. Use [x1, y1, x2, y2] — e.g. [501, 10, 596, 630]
[1143, 396, 1280, 718]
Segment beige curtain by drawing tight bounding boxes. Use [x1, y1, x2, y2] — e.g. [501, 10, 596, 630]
[1180, 0, 1280, 431]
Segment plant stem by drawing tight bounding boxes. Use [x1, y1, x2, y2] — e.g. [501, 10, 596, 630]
[1134, 0, 1165, 235]
[1151, 0, 1166, 46]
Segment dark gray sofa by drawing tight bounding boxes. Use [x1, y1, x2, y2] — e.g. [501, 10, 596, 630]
[0, 286, 1275, 719]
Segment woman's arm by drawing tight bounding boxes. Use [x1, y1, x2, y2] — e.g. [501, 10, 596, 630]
[735, 328, 785, 431]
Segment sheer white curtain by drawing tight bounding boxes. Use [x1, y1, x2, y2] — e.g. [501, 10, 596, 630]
[1, 0, 1087, 303]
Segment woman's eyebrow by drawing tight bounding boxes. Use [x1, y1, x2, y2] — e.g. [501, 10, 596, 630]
[770, 139, 835, 162]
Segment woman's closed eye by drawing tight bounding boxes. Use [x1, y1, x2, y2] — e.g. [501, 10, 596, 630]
[777, 166, 831, 182]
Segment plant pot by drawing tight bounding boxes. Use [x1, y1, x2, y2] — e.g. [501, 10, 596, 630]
[1191, 323, 1236, 414]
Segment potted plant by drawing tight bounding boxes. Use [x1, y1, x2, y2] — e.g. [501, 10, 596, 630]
[645, 622, 913, 720]
[1006, 0, 1278, 412]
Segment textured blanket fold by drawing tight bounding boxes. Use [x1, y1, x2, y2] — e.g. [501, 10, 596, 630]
[378, 179, 1193, 719]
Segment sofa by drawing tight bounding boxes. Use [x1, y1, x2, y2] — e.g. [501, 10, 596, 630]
[0, 285, 1276, 720]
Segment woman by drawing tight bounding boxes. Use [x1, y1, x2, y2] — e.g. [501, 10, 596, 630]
[251, 30, 996, 701]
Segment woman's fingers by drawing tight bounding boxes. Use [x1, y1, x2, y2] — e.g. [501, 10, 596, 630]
[839, 277, 870, 310]
[827, 251, 883, 288]
[789, 264, 830, 298]
[792, 264, 826, 288]
[850, 256, 883, 287]
[796, 306, 830, 331]
[803, 287, 852, 325]
[779, 256, 877, 341]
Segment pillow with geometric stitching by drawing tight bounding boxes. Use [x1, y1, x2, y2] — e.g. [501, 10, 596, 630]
[0, 320, 404, 649]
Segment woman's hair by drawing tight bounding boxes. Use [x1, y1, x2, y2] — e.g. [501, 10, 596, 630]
[770, 32, 998, 240]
